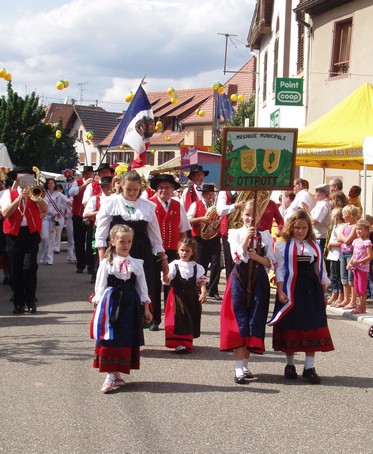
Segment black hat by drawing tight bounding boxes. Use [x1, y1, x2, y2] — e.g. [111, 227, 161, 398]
[199, 184, 218, 193]
[99, 176, 113, 185]
[187, 164, 209, 179]
[150, 173, 181, 190]
[7, 166, 35, 180]
[94, 163, 112, 173]
[82, 165, 94, 173]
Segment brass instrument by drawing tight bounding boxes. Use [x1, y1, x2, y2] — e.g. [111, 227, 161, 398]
[30, 166, 45, 201]
[200, 205, 221, 240]
[229, 190, 271, 229]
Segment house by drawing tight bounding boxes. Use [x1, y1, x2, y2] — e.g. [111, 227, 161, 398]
[247, 0, 373, 213]
[44, 103, 121, 170]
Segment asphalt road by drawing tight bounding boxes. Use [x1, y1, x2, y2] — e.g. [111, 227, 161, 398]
[0, 248, 372, 454]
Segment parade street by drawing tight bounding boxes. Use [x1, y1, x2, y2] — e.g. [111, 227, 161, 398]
[0, 249, 372, 454]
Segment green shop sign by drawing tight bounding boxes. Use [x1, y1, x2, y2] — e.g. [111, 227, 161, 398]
[220, 127, 298, 191]
[275, 78, 303, 106]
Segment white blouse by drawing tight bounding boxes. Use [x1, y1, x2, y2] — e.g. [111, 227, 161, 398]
[95, 193, 164, 253]
[275, 240, 330, 285]
[228, 226, 275, 268]
[162, 260, 206, 285]
[93, 254, 149, 304]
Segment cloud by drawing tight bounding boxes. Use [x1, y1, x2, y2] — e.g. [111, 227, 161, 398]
[0, 0, 255, 111]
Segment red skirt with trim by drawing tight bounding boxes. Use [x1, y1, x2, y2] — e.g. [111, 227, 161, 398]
[93, 346, 140, 374]
[220, 275, 266, 353]
[164, 288, 194, 350]
[272, 327, 334, 353]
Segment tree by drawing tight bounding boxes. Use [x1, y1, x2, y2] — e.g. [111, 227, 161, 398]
[213, 94, 256, 154]
[0, 82, 52, 167]
[44, 119, 78, 172]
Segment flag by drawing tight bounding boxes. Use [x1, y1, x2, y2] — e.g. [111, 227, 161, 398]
[108, 85, 154, 169]
[215, 91, 234, 123]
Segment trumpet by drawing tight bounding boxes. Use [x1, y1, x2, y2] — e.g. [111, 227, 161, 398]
[30, 166, 45, 201]
[229, 191, 271, 229]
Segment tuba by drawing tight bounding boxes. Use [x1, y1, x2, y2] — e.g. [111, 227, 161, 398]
[228, 190, 271, 229]
[200, 204, 221, 240]
[30, 166, 46, 201]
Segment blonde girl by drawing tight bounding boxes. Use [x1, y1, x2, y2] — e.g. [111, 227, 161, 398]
[335, 205, 359, 308]
[90, 224, 152, 393]
[346, 220, 373, 314]
[326, 207, 345, 306]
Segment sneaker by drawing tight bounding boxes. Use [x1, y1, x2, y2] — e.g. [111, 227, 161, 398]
[234, 374, 246, 384]
[284, 365, 298, 379]
[113, 377, 126, 388]
[175, 345, 187, 354]
[101, 377, 115, 393]
[149, 322, 159, 331]
[302, 367, 321, 384]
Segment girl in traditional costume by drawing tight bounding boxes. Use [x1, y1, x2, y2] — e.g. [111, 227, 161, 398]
[90, 224, 152, 393]
[162, 238, 207, 353]
[268, 210, 334, 384]
[220, 200, 275, 384]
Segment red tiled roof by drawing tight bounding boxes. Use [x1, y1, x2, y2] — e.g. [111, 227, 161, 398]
[44, 103, 75, 130]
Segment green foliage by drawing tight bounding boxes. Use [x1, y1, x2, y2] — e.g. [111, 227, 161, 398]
[44, 119, 78, 173]
[0, 83, 78, 172]
[0, 82, 51, 167]
[213, 94, 256, 154]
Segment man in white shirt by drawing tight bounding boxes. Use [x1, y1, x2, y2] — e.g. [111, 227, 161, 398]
[304, 184, 331, 253]
[285, 178, 315, 221]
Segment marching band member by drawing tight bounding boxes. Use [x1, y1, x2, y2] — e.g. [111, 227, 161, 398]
[181, 165, 209, 212]
[188, 184, 222, 300]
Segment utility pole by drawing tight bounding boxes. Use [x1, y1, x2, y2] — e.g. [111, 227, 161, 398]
[218, 33, 238, 75]
[77, 82, 88, 104]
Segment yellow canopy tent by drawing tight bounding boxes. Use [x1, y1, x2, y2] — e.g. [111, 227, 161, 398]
[296, 83, 373, 170]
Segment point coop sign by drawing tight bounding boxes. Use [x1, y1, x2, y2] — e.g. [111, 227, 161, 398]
[275, 78, 303, 106]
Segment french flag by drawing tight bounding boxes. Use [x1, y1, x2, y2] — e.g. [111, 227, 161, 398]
[108, 85, 154, 169]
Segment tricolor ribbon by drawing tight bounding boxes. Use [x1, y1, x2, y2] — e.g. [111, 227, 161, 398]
[90, 287, 115, 340]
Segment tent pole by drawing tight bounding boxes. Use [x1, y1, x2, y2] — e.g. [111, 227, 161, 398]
[363, 163, 367, 219]
[322, 167, 326, 183]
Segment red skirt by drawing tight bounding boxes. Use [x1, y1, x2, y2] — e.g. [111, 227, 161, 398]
[164, 288, 194, 350]
[272, 327, 334, 353]
[93, 345, 140, 374]
[220, 275, 266, 353]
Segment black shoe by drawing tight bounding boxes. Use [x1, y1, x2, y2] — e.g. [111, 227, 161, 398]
[234, 374, 246, 384]
[284, 365, 298, 379]
[302, 367, 321, 384]
[149, 322, 159, 331]
[90, 275, 96, 284]
[209, 293, 222, 301]
[13, 306, 25, 314]
[28, 305, 37, 313]
[244, 369, 254, 379]
[76, 269, 84, 274]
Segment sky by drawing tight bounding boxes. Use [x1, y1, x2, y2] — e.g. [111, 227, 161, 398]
[0, 0, 256, 113]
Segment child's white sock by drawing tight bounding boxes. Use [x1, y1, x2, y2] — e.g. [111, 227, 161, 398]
[235, 360, 244, 377]
[286, 354, 295, 366]
[242, 358, 249, 371]
[305, 355, 315, 370]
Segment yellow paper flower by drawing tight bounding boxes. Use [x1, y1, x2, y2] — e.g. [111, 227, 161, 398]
[115, 163, 129, 175]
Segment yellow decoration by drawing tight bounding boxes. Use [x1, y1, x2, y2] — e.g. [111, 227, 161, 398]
[237, 94, 245, 102]
[85, 130, 94, 140]
[170, 96, 179, 104]
[56, 81, 64, 90]
[165, 136, 171, 141]
[230, 94, 238, 102]
[55, 130, 62, 139]
[4, 72, 12, 81]
[115, 163, 129, 175]
[0, 69, 6, 78]
[150, 149, 156, 155]
[64, 80, 69, 88]
[212, 82, 220, 90]
[218, 86, 225, 95]
[85, 140, 91, 145]
[156, 120, 163, 129]
[167, 87, 175, 96]
[124, 91, 134, 103]
[198, 110, 205, 117]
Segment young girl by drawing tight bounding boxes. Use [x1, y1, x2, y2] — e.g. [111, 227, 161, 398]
[162, 238, 207, 353]
[220, 200, 275, 385]
[346, 220, 373, 314]
[335, 205, 359, 308]
[326, 207, 344, 306]
[90, 224, 152, 393]
[269, 210, 334, 384]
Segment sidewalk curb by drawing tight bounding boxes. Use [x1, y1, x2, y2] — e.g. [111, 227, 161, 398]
[327, 306, 373, 329]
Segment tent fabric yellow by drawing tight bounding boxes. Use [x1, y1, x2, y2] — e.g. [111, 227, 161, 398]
[296, 83, 373, 169]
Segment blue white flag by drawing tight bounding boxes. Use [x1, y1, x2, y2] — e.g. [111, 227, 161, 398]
[108, 85, 154, 168]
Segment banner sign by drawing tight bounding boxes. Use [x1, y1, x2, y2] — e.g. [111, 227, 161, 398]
[275, 78, 303, 106]
[220, 127, 298, 191]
